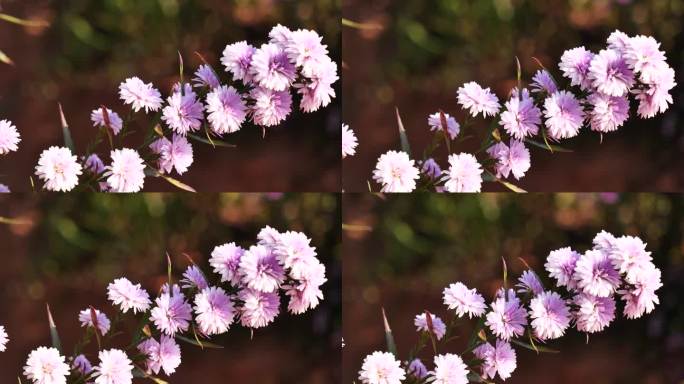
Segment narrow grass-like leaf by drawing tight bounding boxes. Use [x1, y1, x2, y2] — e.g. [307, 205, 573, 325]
[0, 216, 31, 225]
[145, 168, 197, 192]
[176, 334, 224, 349]
[178, 51, 184, 92]
[341, 18, 382, 30]
[524, 137, 572, 153]
[483, 171, 527, 193]
[0, 49, 13, 65]
[395, 107, 412, 156]
[46, 304, 62, 352]
[510, 338, 560, 354]
[382, 308, 398, 356]
[188, 133, 235, 148]
[58, 103, 75, 151]
[341, 223, 372, 232]
[166, 252, 173, 286]
[0, 13, 49, 27]
[515, 56, 522, 90]
[502, 256, 508, 288]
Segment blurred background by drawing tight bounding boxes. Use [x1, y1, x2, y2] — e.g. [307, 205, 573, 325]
[0, 0, 341, 192]
[342, 193, 684, 383]
[342, 0, 684, 192]
[0, 193, 341, 383]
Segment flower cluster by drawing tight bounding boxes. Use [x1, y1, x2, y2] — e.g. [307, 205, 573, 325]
[364, 30, 675, 193]
[11, 227, 325, 384]
[0, 119, 21, 192]
[358, 231, 662, 384]
[26, 24, 337, 193]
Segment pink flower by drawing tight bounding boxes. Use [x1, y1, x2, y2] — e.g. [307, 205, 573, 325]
[150, 284, 192, 336]
[573, 293, 615, 333]
[431, 353, 469, 384]
[119, 77, 163, 113]
[239, 244, 285, 292]
[93, 349, 133, 384]
[559, 47, 595, 90]
[530, 69, 558, 95]
[414, 313, 446, 340]
[545, 247, 581, 289]
[210, 242, 246, 286]
[588, 49, 635, 97]
[285, 258, 326, 314]
[607, 30, 631, 54]
[574, 249, 621, 297]
[180, 265, 208, 291]
[358, 351, 405, 384]
[274, 231, 317, 272]
[221, 41, 256, 83]
[286, 29, 329, 72]
[149, 134, 193, 175]
[23, 347, 70, 384]
[543, 91, 585, 140]
[90, 108, 123, 135]
[610, 235, 652, 281]
[457, 81, 500, 117]
[624, 35, 667, 83]
[619, 262, 662, 319]
[485, 288, 528, 340]
[162, 84, 204, 135]
[0, 119, 20, 154]
[373, 150, 420, 193]
[428, 112, 460, 140]
[250, 43, 296, 91]
[587, 93, 629, 133]
[269, 24, 294, 48]
[250, 87, 292, 127]
[487, 140, 531, 180]
[342, 123, 358, 158]
[257, 226, 282, 248]
[107, 277, 151, 314]
[35, 146, 82, 192]
[106, 148, 145, 193]
[78, 308, 111, 335]
[634, 62, 676, 118]
[206, 85, 247, 134]
[192, 64, 220, 89]
[138, 336, 181, 376]
[193, 286, 236, 335]
[499, 88, 541, 139]
[297, 55, 338, 113]
[516, 270, 543, 295]
[443, 282, 487, 318]
[0, 325, 7, 352]
[238, 288, 280, 328]
[593, 230, 618, 254]
[529, 291, 571, 340]
[473, 340, 517, 380]
[442, 153, 483, 192]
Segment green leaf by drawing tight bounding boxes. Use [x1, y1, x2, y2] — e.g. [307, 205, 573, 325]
[145, 168, 197, 192]
[381, 308, 398, 356]
[395, 107, 412, 156]
[175, 334, 224, 349]
[341, 18, 382, 30]
[133, 367, 169, 384]
[0, 49, 13, 65]
[0, 13, 49, 27]
[58, 103, 75, 152]
[524, 137, 572, 153]
[46, 304, 62, 352]
[188, 133, 236, 148]
[510, 338, 560, 354]
[483, 172, 527, 193]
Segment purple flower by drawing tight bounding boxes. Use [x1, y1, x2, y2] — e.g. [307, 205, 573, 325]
[78, 308, 111, 335]
[487, 140, 531, 180]
[119, 77, 163, 113]
[428, 112, 460, 140]
[372, 150, 420, 193]
[414, 313, 446, 340]
[209, 242, 245, 286]
[588, 49, 635, 96]
[285, 258, 326, 314]
[457, 81, 500, 117]
[275, 231, 317, 273]
[573, 293, 615, 333]
[84, 153, 105, 175]
[530, 69, 558, 95]
[180, 265, 208, 291]
[543, 91, 584, 140]
[106, 148, 146, 193]
[624, 35, 667, 83]
[516, 270, 543, 295]
[90, 107, 123, 135]
[420, 158, 442, 180]
[529, 291, 571, 340]
[93, 349, 133, 384]
[499, 88, 541, 139]
[221, 41, 256, 83]
[250, 87, 292, 127]
[619, 262, 662, 319]
[257, 226, 282, 248]
[0, 119, 20, 155]
[610, 235, 652, 281]
[407, 358, 428, 379]
[297, 55, 338, 113]
[162, 83, 205, 135]
[269, 24, 293, 48]
[473, 340, 517, 381]
[239, 244, 285, 293]
[358, 351, 406, 384]
[150, 284, 192, 336]
[587, 93, 629, 133]
[342, 123, 358, 158]
[593, 230, 618, 254]
[545, 247, 580, 289]
[431, 353, 469, 384]
[149, 134, 194, 175]
[250, 43, 296, 91]
[72, 354, 92, 375]
[559, 47, 595, 90]
[607, 30, 631, 54]
[192, 64, 220, 89]
[442, 153, 483, 193]
[574, 250, 621, 297]
[634, 62, 676, 118]
[238, 288, 280, 328]
[206, 85, 247, 135]
[443, 282, 487, 318]
[0, 184, 9, 193]
[138, 336, 181, 376]
[485, 288, 528, 341]
[194, 286, 236, 335]
[35, 146, 82, 192]
[107, 278, 151, 314]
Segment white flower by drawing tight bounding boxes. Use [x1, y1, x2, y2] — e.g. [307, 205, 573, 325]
[23, 347, 70, 384]
[358, 351, 405, 384]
